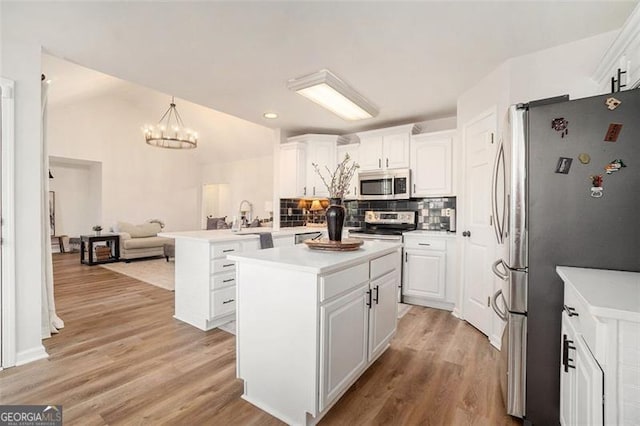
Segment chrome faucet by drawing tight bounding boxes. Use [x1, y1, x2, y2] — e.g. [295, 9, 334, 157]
[238, 200, 253, 227]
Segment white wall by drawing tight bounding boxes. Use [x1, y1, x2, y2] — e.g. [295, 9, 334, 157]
[49, 160, 102, 238]
[201, 155, 274, 224]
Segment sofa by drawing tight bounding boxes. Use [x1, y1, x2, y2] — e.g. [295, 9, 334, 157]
[113, 220, 173, 261]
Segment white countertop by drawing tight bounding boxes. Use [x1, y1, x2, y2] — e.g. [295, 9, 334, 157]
[403, 230, 456, 238]
[556, 266, 640, 322]
[229, 241, 402, 274]
[159, 226, 327, 243]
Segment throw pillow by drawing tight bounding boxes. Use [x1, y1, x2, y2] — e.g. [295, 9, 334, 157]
[206, 216, 226, 230]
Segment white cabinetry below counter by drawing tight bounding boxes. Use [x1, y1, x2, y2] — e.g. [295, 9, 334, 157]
[402, 232, 457, 311]
[172, 236, 259, 331]
[557, 266, 640, 426]
[231, 242, 402, 425]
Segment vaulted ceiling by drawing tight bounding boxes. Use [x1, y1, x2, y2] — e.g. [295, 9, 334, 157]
[4, 1, 637, 135]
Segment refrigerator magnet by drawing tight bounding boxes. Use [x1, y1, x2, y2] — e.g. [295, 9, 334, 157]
[604, 123, 623, 142]
[552, 118, 569, 138]
[605, 97, 621, 110]
[590, 175, 603, 198]
[578, 153, 591, 164]
[604, 159, 626, 174]
[555, 157, 573, 174]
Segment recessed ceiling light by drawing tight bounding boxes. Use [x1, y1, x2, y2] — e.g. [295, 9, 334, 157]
[263, 112, 279, 119]
[287, 69, 378, 121]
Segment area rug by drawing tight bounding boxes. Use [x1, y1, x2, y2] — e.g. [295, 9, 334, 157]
[100, 258, 174, 291]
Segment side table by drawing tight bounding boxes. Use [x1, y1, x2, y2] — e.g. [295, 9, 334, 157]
[80, 234, 120, 266]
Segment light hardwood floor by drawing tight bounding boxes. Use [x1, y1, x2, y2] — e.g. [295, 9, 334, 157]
[0, 253, 520, 425]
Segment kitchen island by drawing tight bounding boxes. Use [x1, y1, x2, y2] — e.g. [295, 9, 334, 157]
[159, 226, 328, 330]
[228, 241, 402, 425]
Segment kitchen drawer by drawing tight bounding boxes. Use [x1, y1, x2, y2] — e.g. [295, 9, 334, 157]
[370, 251, 400, 279]
[320, 262, 369, 302]
[211, 286, 236, 318]
[211, 242, 241, 259]
[403, 238, 446, 251]
[563, 282, 598, 351]
[211, 258, 236, 273]
[210, 271, 236, 290]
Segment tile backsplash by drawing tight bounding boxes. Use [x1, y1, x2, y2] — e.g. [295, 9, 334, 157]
[280, 197, 456, 231]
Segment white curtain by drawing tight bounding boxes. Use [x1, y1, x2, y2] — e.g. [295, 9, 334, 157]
[41, 78, 64, 338]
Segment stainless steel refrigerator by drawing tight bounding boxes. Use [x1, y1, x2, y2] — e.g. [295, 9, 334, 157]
[490, 89, 640, 425]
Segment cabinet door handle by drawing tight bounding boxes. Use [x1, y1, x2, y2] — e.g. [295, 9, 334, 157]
[378, 158, 381, 168]
[563, 305, 579, 317]
[366, 289, 372, 308]
[222, 298, 235, 304]
[413, 183, 416, 193]
[386, 158, 389, 168]
[562, 334, 577, 372]
[418, 243, 431, 246]
[304, 186, 307, 196]
[405, 252, 408, 262]
[313, 186, 316, 196]
[374, 285, 380, 304]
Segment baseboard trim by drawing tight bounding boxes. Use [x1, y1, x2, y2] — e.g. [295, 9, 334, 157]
[489, 335, 502, 351]
[16, 345, 48, 366]
[451, 307, 463, 319]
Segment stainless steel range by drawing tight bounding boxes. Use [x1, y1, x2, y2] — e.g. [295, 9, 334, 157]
[349, 211, 417, 242]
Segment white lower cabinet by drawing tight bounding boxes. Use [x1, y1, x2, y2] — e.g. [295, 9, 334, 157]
[319, 283, 369, 411]
[402, 233, 456, 310]
[403, 249, 445, 300]
[557, 267, 640, 426]
[560, 312, 604, 426]
[368, 271, 399, 360]
[174, 238, 259, 331]
[320, 254, 399, 412]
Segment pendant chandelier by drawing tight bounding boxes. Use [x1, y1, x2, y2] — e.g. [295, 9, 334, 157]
[143, 96, 198, 149]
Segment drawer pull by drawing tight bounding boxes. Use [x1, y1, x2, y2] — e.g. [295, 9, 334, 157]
[418, 243, 431, 246]
[222, 278, 235, 283]
[222, 263, 234, 268]
[366, 290, 372, 308]
[222, 249, 235, 253]
[222, 298, 235, 304]
[374, 285, 380, 304]
[563, 305, 579, 317]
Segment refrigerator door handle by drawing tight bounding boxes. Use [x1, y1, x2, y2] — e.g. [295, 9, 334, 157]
[491, 138, 506, 244]
[492, 289, 508, 321]
[492, 259, 509, 281]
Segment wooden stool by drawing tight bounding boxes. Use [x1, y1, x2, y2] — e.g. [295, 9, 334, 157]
[51, 235, 68, 253]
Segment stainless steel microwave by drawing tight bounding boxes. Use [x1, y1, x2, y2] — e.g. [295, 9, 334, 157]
[358, 169, 411, 200]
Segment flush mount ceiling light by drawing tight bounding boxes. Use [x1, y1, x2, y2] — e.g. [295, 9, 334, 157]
[287, 69, 378, 121]
[143, 96, 198, 149]
[263, 112, 279, 119]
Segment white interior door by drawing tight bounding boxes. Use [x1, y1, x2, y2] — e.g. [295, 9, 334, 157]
[462, 110, 496, 336]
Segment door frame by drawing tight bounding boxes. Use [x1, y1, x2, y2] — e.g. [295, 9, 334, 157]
[1, 78, 17, 369]
[456, 106, 497, 330]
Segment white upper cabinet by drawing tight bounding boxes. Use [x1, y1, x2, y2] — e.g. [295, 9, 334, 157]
[593, 6, 640, 94]
[282, 134, 339, 198]
[278, 142, 306, 198]
[336, 143, 360, 200]
[410, 130, 454, 197]
[356, 124, 417, 171]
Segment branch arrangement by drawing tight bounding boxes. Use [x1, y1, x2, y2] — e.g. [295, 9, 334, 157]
[313, 153, 360, 199]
